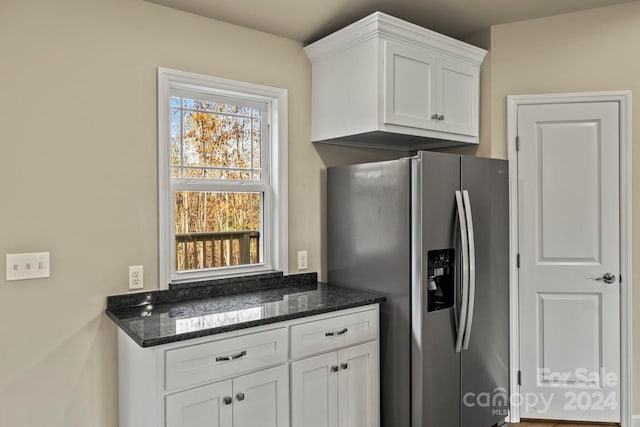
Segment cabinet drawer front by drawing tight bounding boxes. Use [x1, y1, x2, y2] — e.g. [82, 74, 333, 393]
[166, 328, 287, 391]
[290, 309, 378, 359]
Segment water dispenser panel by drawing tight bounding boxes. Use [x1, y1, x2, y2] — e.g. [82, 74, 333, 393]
[427, 249, 455, 312]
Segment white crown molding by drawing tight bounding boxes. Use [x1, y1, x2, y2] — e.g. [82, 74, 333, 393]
[305, 11, 487, 65]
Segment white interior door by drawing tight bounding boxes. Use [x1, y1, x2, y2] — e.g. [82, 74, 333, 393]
[517, 101, 620, 422]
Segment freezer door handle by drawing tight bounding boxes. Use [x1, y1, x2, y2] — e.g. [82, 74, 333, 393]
[455, 190, 469, 353]
[462, 190, 476, 350]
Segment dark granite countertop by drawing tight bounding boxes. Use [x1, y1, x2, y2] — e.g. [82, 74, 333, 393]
[106, 273, 385, 347]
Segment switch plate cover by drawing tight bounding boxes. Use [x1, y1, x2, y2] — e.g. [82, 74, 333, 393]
[6, 252, 50, 281]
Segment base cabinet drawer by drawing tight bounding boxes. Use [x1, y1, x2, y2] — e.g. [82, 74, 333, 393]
[290, 309, 378, 359]
[166, 328, 287, 391]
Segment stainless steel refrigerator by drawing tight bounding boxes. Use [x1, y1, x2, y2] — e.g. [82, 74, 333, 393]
[327, 150, 509, 427]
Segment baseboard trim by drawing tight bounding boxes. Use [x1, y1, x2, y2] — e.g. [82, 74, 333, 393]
[633, 414, 640, 427]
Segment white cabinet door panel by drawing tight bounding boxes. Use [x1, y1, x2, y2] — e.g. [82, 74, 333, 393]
[291, 352, 339, 427]
[437, 57, 478, 136]
[166, 380, 232, 427]
[383, 40, 437, 130]
[233, 365, 289, 427]
[337, 341, 379, 427]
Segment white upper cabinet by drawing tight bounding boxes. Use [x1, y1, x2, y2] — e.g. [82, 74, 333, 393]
[305, 12, 486, 150]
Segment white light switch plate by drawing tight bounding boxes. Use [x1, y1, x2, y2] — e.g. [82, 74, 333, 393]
[6, 252, 50, 281]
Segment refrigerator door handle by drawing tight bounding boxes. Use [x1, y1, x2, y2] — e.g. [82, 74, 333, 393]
[455, 190, 469, 353]
[462, 190, 476, 351]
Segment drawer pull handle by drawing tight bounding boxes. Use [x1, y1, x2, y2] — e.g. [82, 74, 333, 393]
[215, 350, 247, 362]
[325, 328, 348, 337]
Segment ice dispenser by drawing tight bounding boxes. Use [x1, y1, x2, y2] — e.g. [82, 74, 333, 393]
[427, 249, 455, 312]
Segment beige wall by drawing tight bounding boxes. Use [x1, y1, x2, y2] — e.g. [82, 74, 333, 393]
[0, 0, 406, 425]
[487, 1, 640, 411]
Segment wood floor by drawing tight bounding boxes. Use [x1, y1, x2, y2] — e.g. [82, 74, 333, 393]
[511, 421, 619, 427]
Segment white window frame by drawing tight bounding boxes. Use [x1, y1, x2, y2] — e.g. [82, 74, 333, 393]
[158, 68, 288, 288]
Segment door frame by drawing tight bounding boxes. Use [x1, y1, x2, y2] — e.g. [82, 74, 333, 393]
[506, 92, 632, 426]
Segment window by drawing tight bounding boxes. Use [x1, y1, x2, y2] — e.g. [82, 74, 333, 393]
[158, 68, 288, 286]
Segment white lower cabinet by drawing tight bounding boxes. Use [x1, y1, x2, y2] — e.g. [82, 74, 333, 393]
[291, 341, 379, 427]
[117, 305, 379, 427]
[166, 366, 288, 427]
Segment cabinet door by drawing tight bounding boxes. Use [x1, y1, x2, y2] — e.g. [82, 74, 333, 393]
[233, 365, 289, 427]
[337, 341, 380, 427]
[383, 40, 438, 130]
[436, 57, 479, 137]
[291, 352, 339, 427]
[166, 380, 233, 427]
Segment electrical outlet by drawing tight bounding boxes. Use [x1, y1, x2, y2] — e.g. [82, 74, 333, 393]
[297, 250, 308, 270]
[129, 265, 144, 290]
[6, 252, 50, 281]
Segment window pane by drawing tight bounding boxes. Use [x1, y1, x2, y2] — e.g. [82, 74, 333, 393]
[182, 98, 251, 116]
[181, 168, 252, 180]
[171, 108, 181, 169]
[252, 118, 261, 170]
[180, 111, 258, 180]
[173, 94, 263, 181]
[174, 191, 262, 271]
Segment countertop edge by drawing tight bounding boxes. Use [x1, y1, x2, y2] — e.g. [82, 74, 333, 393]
[107, 296, 385, 348]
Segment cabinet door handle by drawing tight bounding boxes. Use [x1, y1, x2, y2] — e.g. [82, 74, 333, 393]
[215, 350, 247, 362]
[438, 115, 445, 121]
[341, 363, 349, 370]
[223, 396, 232, 405]
[236, 392, 245, 401]
[431, 114, 440, 120]
[331, 365, 339, 373]
[325, 328, 348, 337]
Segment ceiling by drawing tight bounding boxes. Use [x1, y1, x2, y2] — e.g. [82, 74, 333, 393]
[146, 0, 637, 44]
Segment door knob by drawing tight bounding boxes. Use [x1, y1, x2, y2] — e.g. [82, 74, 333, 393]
[431, 114, 439, 120]
[223, 396, 232, 405]
[595, 273, 616, 284]
[236, 392, 245, 401]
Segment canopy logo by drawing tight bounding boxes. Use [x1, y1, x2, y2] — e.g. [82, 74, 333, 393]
[462, 368, 618, 415]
